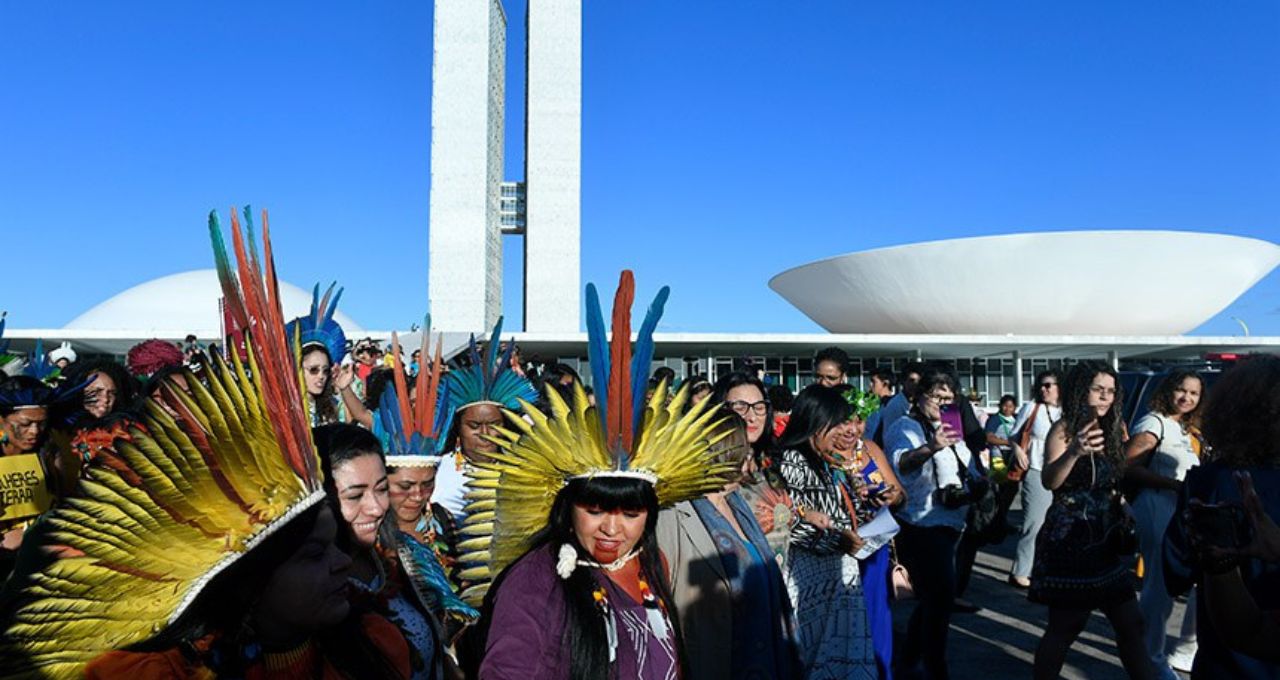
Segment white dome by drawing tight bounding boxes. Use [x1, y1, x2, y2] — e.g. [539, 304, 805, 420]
[64, 270, 365, 337]
[769, 231, 1280, 335]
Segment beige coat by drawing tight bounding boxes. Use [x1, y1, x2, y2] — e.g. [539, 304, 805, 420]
[657, 498, 798, 680]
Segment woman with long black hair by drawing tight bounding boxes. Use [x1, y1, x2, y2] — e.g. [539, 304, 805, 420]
[483, 475, 686, 679]
[1031, 361, 1149, 679]
[469, 271, 735, 680]
[776, 384, 877, 680]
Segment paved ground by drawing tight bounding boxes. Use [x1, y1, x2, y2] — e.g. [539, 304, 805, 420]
[890, 505, 1192, 679]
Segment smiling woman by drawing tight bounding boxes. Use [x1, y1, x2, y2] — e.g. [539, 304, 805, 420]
[315, 423, 448, 680]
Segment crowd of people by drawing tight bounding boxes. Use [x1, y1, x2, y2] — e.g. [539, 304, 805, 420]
[0, 212, 1278, 680]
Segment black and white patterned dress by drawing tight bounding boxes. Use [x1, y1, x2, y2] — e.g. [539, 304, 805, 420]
[777, 448, 877, 680]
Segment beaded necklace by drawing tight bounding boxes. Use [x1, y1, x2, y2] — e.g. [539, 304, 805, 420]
[590, 572, 671, 664]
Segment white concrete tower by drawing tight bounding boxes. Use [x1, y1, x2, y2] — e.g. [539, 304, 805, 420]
[428, 0, 507, 332]
[523, 0, 582, 332]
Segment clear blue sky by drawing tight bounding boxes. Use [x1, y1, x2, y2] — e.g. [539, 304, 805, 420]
[3, 2, 1278, 336]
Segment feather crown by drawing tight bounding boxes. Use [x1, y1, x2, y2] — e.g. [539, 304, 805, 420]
[0, 207, 326, 678]
[284, 281, 347, 365]
[451, 271, 738, 605]
[378, 319, 450, 469]
[442, 316, 537, 420]
[23, 339, 62, 384]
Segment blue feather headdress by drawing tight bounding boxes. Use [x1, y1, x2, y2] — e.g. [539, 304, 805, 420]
[284, 282, 347, 365]
[377, 321, 451, 469]
[23, 339, 62, 384]
[443, 317, 537, 426]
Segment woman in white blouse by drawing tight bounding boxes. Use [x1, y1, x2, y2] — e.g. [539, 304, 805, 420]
[1124, 369, 1204, 679]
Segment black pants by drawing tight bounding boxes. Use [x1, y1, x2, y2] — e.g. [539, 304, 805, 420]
[954, 528, 982, 597]
[895, 521, 963, 680]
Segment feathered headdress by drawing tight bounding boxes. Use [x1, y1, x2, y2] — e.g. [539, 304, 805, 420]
[442, 316, 537, 427]
[452, 271, 737, 605]
[22, 339, 61, 384]
[284, 281, 347, 365]
[378, 320, 450, 468]
[0, 207, 325, 679]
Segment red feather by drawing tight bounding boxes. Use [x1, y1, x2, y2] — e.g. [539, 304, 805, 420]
[607, 271, 635, 452]
[391, 333, 414, 437]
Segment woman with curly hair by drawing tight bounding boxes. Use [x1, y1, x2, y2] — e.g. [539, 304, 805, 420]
[1031, 361, 1149, 679]
[1124, 369, 1204, 677]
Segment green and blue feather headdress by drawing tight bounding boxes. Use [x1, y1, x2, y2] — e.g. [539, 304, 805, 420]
[443, 316, 536, 420]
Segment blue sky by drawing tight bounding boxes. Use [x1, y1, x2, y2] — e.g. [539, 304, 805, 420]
[3, 2, 1278, 336]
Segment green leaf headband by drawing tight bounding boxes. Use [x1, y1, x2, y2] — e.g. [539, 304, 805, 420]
[843, 386, 881, 421]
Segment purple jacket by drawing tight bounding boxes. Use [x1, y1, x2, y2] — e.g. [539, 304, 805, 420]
[480, 545, 680, 680]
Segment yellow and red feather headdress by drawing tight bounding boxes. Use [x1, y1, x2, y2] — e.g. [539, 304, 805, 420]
[0, 207, 325, 679]
[452, 271, 738, 605]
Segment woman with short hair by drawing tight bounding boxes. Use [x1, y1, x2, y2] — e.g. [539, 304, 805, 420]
[886, 365, 978, 680]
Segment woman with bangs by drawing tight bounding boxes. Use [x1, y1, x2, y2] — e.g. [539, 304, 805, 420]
[1125, 369, 1204, 677]
[1031, 361, 1149, 680]
[481, 474, 686, 680]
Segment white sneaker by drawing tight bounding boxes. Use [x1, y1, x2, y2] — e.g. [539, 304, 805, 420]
[1167, 648, 1195, 673]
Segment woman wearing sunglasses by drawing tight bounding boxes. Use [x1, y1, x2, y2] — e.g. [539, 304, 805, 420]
[1008, 369, 1063, 588]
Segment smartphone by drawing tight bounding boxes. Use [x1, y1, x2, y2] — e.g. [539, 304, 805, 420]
[939, 404, 964, 440]
[1187, 501, 1251, 550]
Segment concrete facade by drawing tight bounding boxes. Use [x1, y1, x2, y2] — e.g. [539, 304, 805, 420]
[522, 0, 582, 332]
[428, 0, 506, 332]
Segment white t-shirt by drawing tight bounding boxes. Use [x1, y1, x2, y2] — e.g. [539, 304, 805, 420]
[1010, 401, 1061, 471]
[886, 415, 976, 531]
[1132, 412, 1199, 482]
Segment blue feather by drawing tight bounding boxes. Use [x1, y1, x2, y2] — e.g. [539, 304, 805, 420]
[323, 284, 343, 327]
[377, 384, 406, 454]
[583, 283, 611, 433]
[0, 312, 9, 357]
[629, 285, 669, 433]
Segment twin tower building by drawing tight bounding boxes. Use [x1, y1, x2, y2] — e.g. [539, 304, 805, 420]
[428, 0, 582, 334]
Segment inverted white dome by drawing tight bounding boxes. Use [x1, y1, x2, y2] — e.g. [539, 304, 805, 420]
[64, 270, 365, 336]
[769, 231, 1280, 335]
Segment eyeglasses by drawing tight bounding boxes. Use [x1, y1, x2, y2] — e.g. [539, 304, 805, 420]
[1089, 385, 1117, 397]
[922, 392, 954, 406]
[303, 365, 328, 376]
[1039, 382, 1057, 389]
[726, 400, 769, 416]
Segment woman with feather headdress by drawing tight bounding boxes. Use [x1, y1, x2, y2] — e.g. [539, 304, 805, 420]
[466, 272, 737, 680]
[0, 209, 412, 680]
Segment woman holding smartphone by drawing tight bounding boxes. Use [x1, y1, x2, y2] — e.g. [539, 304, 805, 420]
[1031, 361, 1149, 680]
[885, 365, 978, 680]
